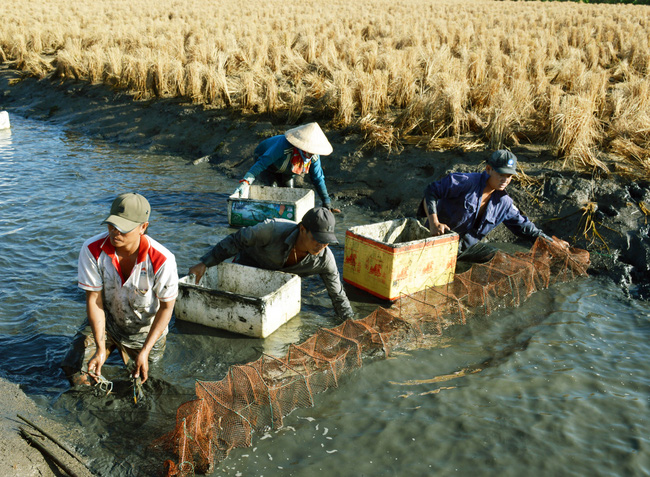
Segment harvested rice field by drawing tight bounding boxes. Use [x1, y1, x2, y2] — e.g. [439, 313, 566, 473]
[2, 0, 649, 174]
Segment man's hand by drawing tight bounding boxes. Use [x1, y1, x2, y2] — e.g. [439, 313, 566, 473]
[189, 262, 207, 284]
[424, 208, 451, 237]
[328, 206, 341, 214]
[429, 219, 451, 237]
[134, 300, 174, 386]
[134, 349, 150, 384]
[87, 348, 107, 381]
[85, 290, 107, 383]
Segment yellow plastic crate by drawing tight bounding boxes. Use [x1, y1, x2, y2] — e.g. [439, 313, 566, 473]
[343, 218, 459, 300]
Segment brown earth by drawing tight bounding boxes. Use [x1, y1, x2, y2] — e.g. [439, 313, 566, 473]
[1, 65, 648, 474]
[0, 379, 90, 477]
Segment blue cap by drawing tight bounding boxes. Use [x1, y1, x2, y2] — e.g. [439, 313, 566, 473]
[488, 150, 518, 175]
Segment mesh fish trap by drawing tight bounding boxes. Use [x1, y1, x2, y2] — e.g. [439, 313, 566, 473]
[157, 240, 590, 475]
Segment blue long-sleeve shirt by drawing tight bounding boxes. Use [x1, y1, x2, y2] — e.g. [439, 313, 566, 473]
[423, 171, 550, 251]
[247, 135, 332, 206]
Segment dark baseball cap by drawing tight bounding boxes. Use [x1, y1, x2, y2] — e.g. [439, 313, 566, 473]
[102, 193, 150, 233]
[487, 150, 518, 175]
[302, 207, 338, 244]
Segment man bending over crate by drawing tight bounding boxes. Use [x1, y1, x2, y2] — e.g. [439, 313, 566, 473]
[418, 150, 569, 263]
[189, 207, 354, 322]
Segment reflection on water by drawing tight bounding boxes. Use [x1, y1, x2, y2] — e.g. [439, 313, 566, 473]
[0, 114, 649, 476]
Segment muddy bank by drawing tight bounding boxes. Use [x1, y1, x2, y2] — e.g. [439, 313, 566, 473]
[0, 379, 90, 476]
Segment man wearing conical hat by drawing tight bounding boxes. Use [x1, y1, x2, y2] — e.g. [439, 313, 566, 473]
[234, 122, 341, 213]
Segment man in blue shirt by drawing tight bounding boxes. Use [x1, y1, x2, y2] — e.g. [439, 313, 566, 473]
[420, 150, 569, 263]
[234, 122, 340, 213]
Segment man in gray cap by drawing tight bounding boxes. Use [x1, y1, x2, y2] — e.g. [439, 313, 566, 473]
[419, 150, 569, 263]
[62, 193, 178, 386]
[189, 207, 354, 322]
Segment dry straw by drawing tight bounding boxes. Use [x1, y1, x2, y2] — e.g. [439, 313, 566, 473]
[2, 0, 649, 174]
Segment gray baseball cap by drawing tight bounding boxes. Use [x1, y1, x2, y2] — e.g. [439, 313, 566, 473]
[488, 150, 518, 175]
[302, 207, 338, 244]
[102, 193, 150, 233]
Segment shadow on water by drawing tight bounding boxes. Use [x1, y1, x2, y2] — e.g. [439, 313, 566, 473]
[54, 373, 192, 477]
[376, 284, 563, 399]
[0, 334, 71, 393]
[170, 318, 264, 365]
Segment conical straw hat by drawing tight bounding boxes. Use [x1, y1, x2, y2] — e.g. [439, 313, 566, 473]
[284, 122, 333, 155]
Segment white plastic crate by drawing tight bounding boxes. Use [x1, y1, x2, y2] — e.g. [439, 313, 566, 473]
[175, 262, 301, 338]
[227, 185, 315, 227]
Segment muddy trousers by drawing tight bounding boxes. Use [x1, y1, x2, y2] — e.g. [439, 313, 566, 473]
[61, 324, 166, 384]
[457, 242, 498, 264]
[258, 169, 295, 188]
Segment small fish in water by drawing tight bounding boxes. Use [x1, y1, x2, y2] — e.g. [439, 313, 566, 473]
[132, 376, 144, 404]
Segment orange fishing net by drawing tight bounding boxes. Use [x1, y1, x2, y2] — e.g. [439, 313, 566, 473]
[156, 237, 589, 475]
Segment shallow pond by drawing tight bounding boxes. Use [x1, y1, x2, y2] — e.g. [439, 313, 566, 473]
[0, 114, 648, 476]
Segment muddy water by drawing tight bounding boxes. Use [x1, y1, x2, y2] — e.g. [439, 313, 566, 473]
[0, 115, 648, 476]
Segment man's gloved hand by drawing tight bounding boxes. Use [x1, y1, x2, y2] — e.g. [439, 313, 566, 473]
[234, 173, 256, 197]
[234, 180, 250, 197]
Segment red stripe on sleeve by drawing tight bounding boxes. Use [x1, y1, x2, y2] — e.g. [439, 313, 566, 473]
[148, 244, 168, 275]
[87, 237, 106, 261]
